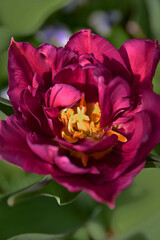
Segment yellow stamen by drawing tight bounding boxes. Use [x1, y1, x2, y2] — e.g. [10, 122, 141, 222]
[80, 94, 86, 109]
[73, 131, 85, 139]
[107, 130, 127, 143]
[90, 102, 101, 123]
[60, 108, 74, 125]
[61, 131, 78, 143]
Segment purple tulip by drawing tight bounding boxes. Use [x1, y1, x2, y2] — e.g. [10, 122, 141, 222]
[1, 29, 160, 208]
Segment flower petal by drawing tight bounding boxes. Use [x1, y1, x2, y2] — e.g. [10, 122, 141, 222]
[119, 39, 160, 89]
[8, 38, 51, 112]
[57, 134, 117, 154]
[51, 159, 145, 208]
[98, 76, 130, 127]
[19, 89, 53, 137]
[38, 44, 78, 80]
[0, 116, 53, 174]
[135, 90, 160, 158]
[65, 29, 130, 79]
[54, 67, 99, 102]
[54, 155, 99, 175]
[48, 83, 83, 108]
[26, 133, 59, 164]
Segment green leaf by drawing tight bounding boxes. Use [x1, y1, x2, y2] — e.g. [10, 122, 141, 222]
[0, 160, 44, 197]
[0, 110, 6, 120]
[145, 153, 160, 168]
[7, 232, 71, 240]
[153, 62, 160, 95]
[0, 0, 72, 36]
[0, 192, 97, 240]
[0, 160, 79, 207]
[0, 96, 14, 116]
[109, 169, 160, 240]
[7, 176, 80, 206]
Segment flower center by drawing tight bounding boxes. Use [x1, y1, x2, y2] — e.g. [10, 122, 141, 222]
[59, 95, 127, 167]
[59, 95, 104, 143]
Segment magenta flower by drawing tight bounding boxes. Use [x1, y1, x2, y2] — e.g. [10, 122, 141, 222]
[1, 29, 160, 208]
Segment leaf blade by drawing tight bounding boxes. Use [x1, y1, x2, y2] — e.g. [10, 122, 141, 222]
[0, 0, 72, 36]
[0, 97, 14, 116]
[7, 176, 80, 206]
[145, 153, 160, 168]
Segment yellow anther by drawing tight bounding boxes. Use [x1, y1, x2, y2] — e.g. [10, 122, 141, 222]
[79, 94, 86, 109]
[90, 102, 101, 123]
[73, 131, 85, 139]
[107, 130, 127, 143]
[61, 131, 78, 143]
[60, 108, 74, 124]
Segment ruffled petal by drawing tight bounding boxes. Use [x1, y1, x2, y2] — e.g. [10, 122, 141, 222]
[54, 155, 99, 174]
[51, 159, 145, 208]
[0, 116, 53, 175]
[57, 134, 117, 154]
[54, 67, 99, 102]
[122, 111, 152, 154]
[65, 29, 130, 79]
[119, 39, 160, 89]
[98, 76, 130, 127]
[48, 83, 83, 108]
[27, 133, 58, 164]
[19, 89, 53, 137]
[8, 38, 51, 112]
[38, 44, 78, 81]
[135, 90, 160, 158]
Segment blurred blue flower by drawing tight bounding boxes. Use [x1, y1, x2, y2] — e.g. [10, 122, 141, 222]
[88, 10, 122, 37]
[64, 0, 88, 13]
[35, 23, 72, 47]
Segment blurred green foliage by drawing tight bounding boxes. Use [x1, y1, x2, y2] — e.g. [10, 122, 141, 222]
[0, 0, 160, 239]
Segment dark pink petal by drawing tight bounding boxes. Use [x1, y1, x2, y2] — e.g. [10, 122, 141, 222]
[44, 107, 59, 118]
[119, 39, 160, 89]
[8, 38, 51, 112]
[27, 132, 100, 175]
[87, 161, 144, 208]
[37, 43, 57, 70]
[122, 111, 152, 153]
[65, 29, 130, 79]
[57, 134, 117, 154]
[27, 133, 58, 164]
[90, 111, 152, 183]
[134, 90, 160, 158]
[48, 83, 83, 108]
[54, 67, 99, 102]
[98, 76, 130, 127]
[0, 116, 53, 175]
[52, 160, 145, 208]
[39, 44, 78, 70]
[28, 72, 46, 97]
[38, 44, 78, 81]
[19, 89, 53, 137]
[54, 155, 99, 175]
